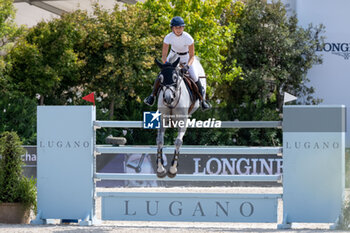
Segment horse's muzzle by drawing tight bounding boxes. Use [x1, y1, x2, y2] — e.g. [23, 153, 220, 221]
[164, 90, 175, 105]
[164, 95, 174, 105]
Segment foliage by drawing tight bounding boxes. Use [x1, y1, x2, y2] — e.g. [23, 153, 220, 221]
[0, 0, 24, 97]
[347, 150, 350, 188]
[82, 4, 160, 120]
[0, 0, 24, 53]
[0, 1, 37, 145]
[0, 92, 37, 145]
[0, 131, 37, 211]
[339, 170, 350, 230]
[6, 12, 87, 105]
[340, 195, 350, 230]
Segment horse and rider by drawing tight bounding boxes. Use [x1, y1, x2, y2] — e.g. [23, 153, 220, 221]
[144, 16, 211, 111]
[144, 16, 211, 178]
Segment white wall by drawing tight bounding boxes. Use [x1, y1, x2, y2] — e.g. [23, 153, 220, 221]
[14, 3, 59, 28]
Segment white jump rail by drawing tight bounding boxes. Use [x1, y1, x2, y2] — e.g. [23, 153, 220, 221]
[94, 120, 282, 128]
[94, 173, 281, 182]
[95, 145, 282, 155]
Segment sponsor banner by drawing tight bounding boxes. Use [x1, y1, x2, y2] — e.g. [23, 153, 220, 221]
[149, 154, 282, 187]
[317, 42, 350, 60]
[20, 146, 281, 187]
[22, 146, 37, 179]
[155, 154, 282, 176]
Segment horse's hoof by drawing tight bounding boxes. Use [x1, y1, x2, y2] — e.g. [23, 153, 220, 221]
[167, 170, 177, 178]
[157, 170, 167, 178]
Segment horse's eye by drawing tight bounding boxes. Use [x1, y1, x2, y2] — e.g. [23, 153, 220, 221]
[159, 74, 164, 83]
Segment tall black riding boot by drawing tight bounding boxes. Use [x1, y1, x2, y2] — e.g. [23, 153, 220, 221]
[195, 80, 211, 111]
[144, 77, 161, 106]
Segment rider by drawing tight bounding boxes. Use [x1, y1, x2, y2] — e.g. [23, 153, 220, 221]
[144, 16, 211, 111]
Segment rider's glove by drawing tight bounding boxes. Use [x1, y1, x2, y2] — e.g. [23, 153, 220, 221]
[181, 65, 189, 74]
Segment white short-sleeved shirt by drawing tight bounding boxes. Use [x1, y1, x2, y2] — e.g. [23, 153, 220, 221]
[163, 32, 194, 53]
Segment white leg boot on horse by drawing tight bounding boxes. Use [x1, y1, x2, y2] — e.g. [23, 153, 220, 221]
[167, 127, 186, 178]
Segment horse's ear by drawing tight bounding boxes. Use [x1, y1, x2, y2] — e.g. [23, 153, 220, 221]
[172, 57, 180, 67]
[155, 58, 163, 69]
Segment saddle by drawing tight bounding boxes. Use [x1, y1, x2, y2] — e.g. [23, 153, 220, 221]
[182, 73, 203, 114]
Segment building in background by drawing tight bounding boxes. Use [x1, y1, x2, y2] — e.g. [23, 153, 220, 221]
[13, 0, 134, 27]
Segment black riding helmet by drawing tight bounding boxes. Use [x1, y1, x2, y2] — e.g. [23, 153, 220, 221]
[170, 16, 185, 27]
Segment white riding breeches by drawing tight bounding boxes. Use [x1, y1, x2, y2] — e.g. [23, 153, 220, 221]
[167, 51, 199, 82]
[188, 65, 199, 82]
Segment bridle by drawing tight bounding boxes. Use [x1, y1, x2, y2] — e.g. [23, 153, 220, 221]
[159, 67, 183, 109]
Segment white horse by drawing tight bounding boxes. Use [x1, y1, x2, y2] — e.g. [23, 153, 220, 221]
[155, 56, 207, 178]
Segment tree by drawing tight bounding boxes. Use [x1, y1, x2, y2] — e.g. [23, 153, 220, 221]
[5, 11, 87, 105]
[0, 0, 23, 54]
[0, 0, 23, 93]
[0, 0, 37, 145]
[82, 4, 160, 120]
[0, 91, 37, 145]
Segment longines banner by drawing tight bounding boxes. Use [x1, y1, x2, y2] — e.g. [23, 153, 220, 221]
[22, 146, 282, 187]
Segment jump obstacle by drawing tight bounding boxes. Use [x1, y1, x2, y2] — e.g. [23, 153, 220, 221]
[31, 105, 346, 229]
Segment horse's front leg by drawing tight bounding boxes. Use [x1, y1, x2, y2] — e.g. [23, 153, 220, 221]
[168, 123, 187, 178]
[156, 121, 167, 178]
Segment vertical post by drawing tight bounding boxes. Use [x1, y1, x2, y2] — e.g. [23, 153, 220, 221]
[280, 105, 345, 228]
[32, 106, 95, 225]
